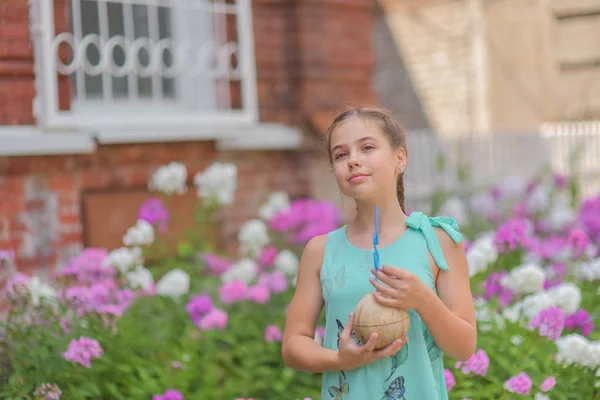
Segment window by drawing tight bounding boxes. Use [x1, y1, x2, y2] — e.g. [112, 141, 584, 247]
[30, 0, 258, 128]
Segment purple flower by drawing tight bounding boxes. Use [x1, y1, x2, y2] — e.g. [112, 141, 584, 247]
[153, 389, 184, 400]
[540, 376, 556, 392]
[186, 294, 214, 325]
[258, 246, 278, 268]
[264, 325, 283, 342]
[202, 253, 233, 275]
[505, 372, 532, 395]
[579, 195, 600, 244]
[138, 197, 169, 232]
[62, 337, 103, 368]
[444, 369, 455, 391]
[483, 271, 513, 306]
[33, 383, 62, 400]
[567, 229, 591, 259]
[247, 285, 270, 304]
[554, 174, 568, 189]
[59, 248, 115, 284]
[198, 309, 227, 331]
[493, 219, 531, 254]
[219, 280, 247, 305]
[455, 349, 489, 376]
[256, 271, 289, 294]
[530, 306, 565, 341]
[269, 199, 340, 244]
[565, 309, 594, 336]
[2, 272, 29, 302]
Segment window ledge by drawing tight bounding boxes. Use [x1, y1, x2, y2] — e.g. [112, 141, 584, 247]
[0, 123, 303, 156]
[0, 126, 96, 156]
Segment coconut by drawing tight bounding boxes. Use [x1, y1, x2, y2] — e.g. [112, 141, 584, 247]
[353, 292, 410, 350]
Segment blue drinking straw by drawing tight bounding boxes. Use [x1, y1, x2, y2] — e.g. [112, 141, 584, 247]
[373, 206, 380, 283]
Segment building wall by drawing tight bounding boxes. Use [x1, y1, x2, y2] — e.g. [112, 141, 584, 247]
[0, 0, 377, 276]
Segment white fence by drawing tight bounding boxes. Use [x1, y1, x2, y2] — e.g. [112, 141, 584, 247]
[28, 0, 258, 129]
[404, 121, 600, 207]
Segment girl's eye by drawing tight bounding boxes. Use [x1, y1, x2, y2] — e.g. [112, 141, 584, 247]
[334, 152, 346, 160]
[363, 145, 375, 151]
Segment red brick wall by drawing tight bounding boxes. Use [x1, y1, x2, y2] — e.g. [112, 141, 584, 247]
[0, 0, 377, 277]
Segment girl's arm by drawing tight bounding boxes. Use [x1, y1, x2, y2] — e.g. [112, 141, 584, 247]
[370, 229, 477, 362]
[281, 235, 342, 372]
[417, 229, 477, 362]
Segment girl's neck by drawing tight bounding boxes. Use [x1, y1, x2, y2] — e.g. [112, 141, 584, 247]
[350, 197, 406, 236]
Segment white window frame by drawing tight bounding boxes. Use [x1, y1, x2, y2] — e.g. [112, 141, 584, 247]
[28, 0, 259, 130]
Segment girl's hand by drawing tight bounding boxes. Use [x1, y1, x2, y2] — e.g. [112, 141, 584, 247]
[369, 265, 430, 312]
[336, 312, 407, 371]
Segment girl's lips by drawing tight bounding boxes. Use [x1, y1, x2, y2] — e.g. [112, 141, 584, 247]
[349, 174, 369, 183]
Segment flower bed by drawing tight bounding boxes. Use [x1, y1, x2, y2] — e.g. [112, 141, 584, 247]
[1, 163, 599, 399]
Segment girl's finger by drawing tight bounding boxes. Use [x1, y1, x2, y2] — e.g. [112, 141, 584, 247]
[372, 291, 401, 308]
[369, 278, 397, 298]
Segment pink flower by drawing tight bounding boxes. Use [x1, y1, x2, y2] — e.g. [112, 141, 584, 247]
[2, 272, 29, 302]
[203, 253, 233, 275]
[219, 280, 247, 304]
[530, 306, 565, 341]
[247, 285, 270, 304]
[444, 369, 455, 391]
[264, 325, 283, 342]
[138, 197, 169, 232]
[186, 294, 214, 325]
[62, 337, 103, 368]
[153, 389, 184, 400]
[455, 349, 489, 376]
[198, 309, 227, 331]
[483, 271, 513, 306]
[505, 372, 532, 395]
[565, 309, 594, 336]
[172, 361, 185, 369]
[567, 229, 591, 259]
[258, 246, 278, 267]
[257, 271, 289, 294]
[493, 219, 531, 254]
[540, 376, 556, 392]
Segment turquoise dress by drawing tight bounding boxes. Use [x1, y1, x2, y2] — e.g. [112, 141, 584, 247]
[319, 211, 462, 400]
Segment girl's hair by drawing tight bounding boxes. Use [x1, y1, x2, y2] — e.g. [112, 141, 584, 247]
[324, 106, 408, 213]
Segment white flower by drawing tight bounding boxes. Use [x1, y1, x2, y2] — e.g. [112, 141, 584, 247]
[126, 266, 154, 291]
[509, 282, 582, 322]
[220, 258, 258, 284]
[534, 393, 550, 400]
[469, 191, 497, 218]
[238, 219, 270, 258]
[28, 276, 57, 306]
[547, 282, 581, 315]
[439, 196, 468, 226]
[555, 334, 600, 368]
[526, 185, 550, 213]
[123, 220, 155, 247]
[570, 258, 600, 282]
[500, 263, 546, 294]
[105, 247, 143, 274]
[275, 250, 299, 276]
[156, 268, 190, 298]
[547, 192, 575, 231]
[193, 162, 237, 206]
[465, 234, 497, 277]
[510, 335, 523, 346]
[499, 176, 527, 200]
[148, 162, 188, 195]
[259, 191, 290, 221]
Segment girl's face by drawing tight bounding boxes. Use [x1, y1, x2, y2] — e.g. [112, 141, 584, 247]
[329, 117, 405, 201]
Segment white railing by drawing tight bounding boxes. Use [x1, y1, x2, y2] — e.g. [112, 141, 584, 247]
[404, 122, 600, 207]
[28, 0, 258, 129]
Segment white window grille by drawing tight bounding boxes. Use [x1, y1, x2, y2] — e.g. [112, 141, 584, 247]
[28, 0, 258, 129]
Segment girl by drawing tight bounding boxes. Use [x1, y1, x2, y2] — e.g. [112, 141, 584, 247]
[282, 107, 476, 399]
